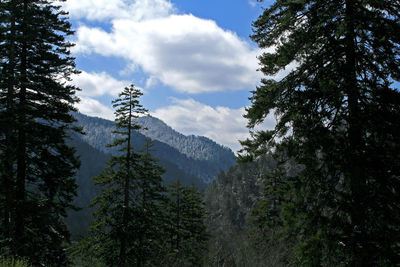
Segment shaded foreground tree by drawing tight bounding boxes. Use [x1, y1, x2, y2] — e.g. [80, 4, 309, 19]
[132, 137, 167, 266]
[163, 179, 208, 266]
[241, 0, 400, 265]
[0, 0, 80, 265]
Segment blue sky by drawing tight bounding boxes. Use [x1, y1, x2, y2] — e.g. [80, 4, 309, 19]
[63, 0, 277, 152]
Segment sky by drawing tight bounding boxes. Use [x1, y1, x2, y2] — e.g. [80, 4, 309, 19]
[62, 0, 277, 152]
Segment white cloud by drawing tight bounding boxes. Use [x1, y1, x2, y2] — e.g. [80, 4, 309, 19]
[64, 0, 174, 22]
[248, 0, 257, 7]
[68, 71, 150, 121]
[145, 76, 159, 88]
[76, 97, 115, 120]
[68, 0, 266, 94]
[152, 98, 276, 152]
[70, 71, 130, 97]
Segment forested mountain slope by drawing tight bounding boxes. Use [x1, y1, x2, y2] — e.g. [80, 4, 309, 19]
[66, 133, 207, 236]
[136, 115, 235, 169]
[73, 112, 235, 183]
[65, 113, 236, 236]
[204, 155, 298, 266]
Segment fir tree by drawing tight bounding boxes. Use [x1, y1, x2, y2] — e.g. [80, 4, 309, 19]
[84, 85, 169, 267]
[0, 0, 80, 265]
[86, 84, 146, 267]
[132, 137, 167, 266]
[180, 185, 208, 265]
[242, 0, 400, 265]
[164, 180, 208, 266]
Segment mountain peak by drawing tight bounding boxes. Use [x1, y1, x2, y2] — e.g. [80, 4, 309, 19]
[136, 115, 235, 167]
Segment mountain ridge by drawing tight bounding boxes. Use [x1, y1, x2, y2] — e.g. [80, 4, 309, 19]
[73, 112, 236, 184]
[136, 115, 234, 168]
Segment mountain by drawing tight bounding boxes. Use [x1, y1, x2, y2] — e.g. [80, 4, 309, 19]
[66, 112, 236, 236]
[66, 134, 206, 236]
[73, 112, 235, 184]
[203, 155, 277, 265]
[136, 116, 234, 170]
[65, 136, 109, 236]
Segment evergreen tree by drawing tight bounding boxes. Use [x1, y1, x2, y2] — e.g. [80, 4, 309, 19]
[242, 0, 400, 265]
[85, 84, 145, 267]
[84, 85, 168, 267]
[164, 180, 208, 266]
[0, 0, 80, 265]
[133, 137, 167, 266]
[180, 185, 208, 265]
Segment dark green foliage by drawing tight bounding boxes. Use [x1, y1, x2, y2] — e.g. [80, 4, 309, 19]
[130, 138, 168, 266]
[163, 180, 208, 266]
[74, 88, 209, 265]
[242, 0, 400, 265]
[0, 0, 80, 265]
[0, 257, 31, 267]
[82, 85, 146, 266]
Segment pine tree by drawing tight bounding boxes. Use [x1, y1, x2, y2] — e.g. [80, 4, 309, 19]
[84, 85, 169, 267]
[86, 84, 146, 267]
[242, 0, 400, 265]
[133, 137, 167, 266]
[180, 185, 208, 265]
[0, 0, 80, 265]
[164, 180, 208, 266]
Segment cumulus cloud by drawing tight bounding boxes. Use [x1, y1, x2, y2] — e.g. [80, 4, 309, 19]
[63, 0, 174, 22]
[68, 71, 142, 120]
[66, 0, 266, 94]
[70, 71, 130, 97]
[152, 98, 276, 152]
[76, 97, 115, 120]
[63, 0, 284, 147]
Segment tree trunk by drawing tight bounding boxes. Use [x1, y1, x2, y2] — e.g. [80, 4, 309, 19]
[15, 0, 28, 256]
[3, 0, 16, 244]
[344, 0, 366, 265]
[119, 93, 133, 267]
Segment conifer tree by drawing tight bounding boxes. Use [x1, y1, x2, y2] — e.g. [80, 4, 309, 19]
[85, 85, 169, 267]
[132, 137, 167, 266]
[242, 0, 400, 265]
[86, 84, 146, 267]
[0, 0, 80, 265]
[180, 185, 208, 265]
[164, 180, 208, 266]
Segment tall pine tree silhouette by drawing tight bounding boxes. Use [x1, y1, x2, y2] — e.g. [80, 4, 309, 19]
[0, 0, 80, 265]
[242, 0, 400, 265]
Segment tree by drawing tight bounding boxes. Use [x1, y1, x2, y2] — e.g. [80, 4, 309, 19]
[164, 179, 208, 266]
[84, 85, 168, 267]
[0, 0, 80, 265]
[132, 137, 167, 266]
[180, 185, 209, 265]
[242, 0, 400, 265]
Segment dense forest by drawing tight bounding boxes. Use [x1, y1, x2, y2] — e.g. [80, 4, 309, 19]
[1, 0, 399, 266]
